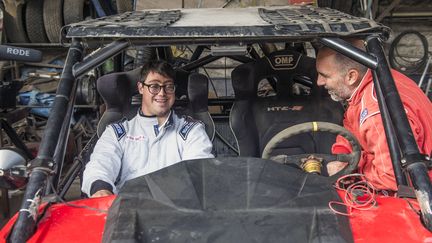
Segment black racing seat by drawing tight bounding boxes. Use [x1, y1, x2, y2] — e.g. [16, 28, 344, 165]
[96, 68, 141, 137]
[186, 73, 215, 141]
[96, 68, 215, 141]
[229, 49, 344, 158]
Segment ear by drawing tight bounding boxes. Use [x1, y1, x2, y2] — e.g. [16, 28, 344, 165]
[345, 68, 359, 86]
[137, 82, 144, 95]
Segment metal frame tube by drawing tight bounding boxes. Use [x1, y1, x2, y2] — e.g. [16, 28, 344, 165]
[181, 54, 253, 72]
[190, 46, 205, 61]
[73, 40, 130, 78]
[418, 56, 432, 88]
[48, 79, 79, 194]
[0, 119, 34, 159]
[8, 39, 84, 243]
[319, 37, 378, 69]
[366, 37, 422, 155]
[371, 71, 407, 186]
[181, 54, 221, 72]
[227, 55, 254, 64]
[57, 158, 82, 199]
[58, 134, 99, 199]
[366, 36, 432, 230]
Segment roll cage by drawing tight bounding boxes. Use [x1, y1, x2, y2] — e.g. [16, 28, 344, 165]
[7, 5, 432, 242]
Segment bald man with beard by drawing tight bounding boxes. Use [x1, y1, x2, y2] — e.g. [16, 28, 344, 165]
[315, 39, 432, 191]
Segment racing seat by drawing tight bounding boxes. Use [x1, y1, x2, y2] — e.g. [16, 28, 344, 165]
[229, 49, 344, 157]
[96, 69, 214, 140]
[96, 68, 141, 137]
[186, 73, 215, 141]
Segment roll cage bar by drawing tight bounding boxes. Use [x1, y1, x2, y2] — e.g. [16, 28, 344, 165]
[7, 20, 432, 243]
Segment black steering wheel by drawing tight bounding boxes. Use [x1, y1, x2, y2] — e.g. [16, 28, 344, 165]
[262, 122, 361, 182]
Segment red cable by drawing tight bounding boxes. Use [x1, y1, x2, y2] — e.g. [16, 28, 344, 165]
[329, 174, 377, 216]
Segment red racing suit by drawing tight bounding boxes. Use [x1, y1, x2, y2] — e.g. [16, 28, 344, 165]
[332, 69, 432, 191]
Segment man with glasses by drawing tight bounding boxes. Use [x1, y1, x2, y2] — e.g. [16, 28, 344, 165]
[82, 60, 214, 197]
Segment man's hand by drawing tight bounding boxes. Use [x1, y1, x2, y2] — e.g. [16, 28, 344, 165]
[91, 189, 113, 198]
[327, 161, 348, 176]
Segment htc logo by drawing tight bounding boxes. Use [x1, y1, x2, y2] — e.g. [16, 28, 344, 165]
[267, 106, 303, 111]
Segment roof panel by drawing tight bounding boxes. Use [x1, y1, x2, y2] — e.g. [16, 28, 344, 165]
[64, 5, 390, 44]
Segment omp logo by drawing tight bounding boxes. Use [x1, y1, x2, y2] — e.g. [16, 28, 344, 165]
[274, 55, 294, 66]
[267, 106, 303, 111]
[268, 53, 301, 70]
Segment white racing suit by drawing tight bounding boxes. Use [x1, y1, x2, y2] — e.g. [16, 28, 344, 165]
[82, 110, 214, 196]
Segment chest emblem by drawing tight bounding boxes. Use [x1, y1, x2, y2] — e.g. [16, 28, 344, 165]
[360, 108, 368, 125]
[111, 123, 126, 140]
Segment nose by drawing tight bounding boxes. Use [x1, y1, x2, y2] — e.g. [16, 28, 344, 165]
[157, 86, 167, 95]
[316, 75, 325, 87]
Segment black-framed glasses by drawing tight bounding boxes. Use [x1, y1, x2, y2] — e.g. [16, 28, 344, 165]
[141, 83, 176, 94]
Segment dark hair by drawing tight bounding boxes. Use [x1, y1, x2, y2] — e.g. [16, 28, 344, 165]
[140, 60, 175, 82]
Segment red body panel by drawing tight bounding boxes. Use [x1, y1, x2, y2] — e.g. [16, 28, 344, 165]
[349, 196, 432, 242]
[0, 196, 114, 243]
[1, 193, 431, 242]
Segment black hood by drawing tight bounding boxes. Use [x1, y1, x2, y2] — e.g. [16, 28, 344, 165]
[103, 157, 352, 243]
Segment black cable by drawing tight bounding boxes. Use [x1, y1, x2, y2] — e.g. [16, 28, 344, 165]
[389, 30, 429, 75]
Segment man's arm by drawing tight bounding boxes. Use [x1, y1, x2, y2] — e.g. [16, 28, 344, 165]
[327, 116, 397, 190]
[360, 109, 431, 191]
[357, 113, 398, 191]
[181, 122, 214, 160]
[81, 126, 123, 197]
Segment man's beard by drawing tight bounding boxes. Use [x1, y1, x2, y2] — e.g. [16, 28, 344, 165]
[328, 90, 345, 102]
[326, 83, 352, 102]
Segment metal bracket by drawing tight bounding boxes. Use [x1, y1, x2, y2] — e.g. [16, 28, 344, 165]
[27, 158, 55, 174]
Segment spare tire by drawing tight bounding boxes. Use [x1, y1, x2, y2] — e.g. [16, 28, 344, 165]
[3, 2, 29, 43]
[43, 0, 64, 43]
[25, 0, 49, 43]
[63, 0, 87, 25]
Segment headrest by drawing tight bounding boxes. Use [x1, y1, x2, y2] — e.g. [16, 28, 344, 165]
[96, 68, 141, 137]
[97, 68, 141, 109]
[188, 73, 209, 113]
[231, 49, 317, 100]
[186, 72, 215, 141]
[231, 64, 257, 99]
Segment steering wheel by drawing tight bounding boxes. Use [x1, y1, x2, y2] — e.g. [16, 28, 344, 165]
[262, 122, 361, 182]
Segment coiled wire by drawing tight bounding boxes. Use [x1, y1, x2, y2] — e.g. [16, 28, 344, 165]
[389, 30, 429, 75]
